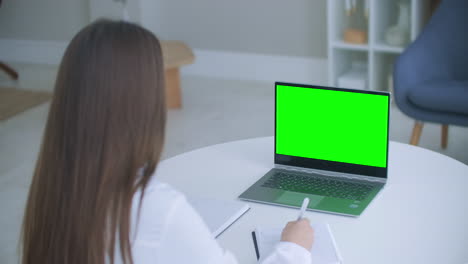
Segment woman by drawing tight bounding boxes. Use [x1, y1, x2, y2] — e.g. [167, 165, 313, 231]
[21, 20, 314, 264]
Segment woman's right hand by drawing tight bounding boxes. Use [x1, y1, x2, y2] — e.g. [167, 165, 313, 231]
[280, 218, 314, 251]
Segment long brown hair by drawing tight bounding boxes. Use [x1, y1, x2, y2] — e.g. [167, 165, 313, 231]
[21, 20, 166, 264]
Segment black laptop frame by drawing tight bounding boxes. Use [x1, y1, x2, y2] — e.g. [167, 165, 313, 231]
[274, 82, 390, 179]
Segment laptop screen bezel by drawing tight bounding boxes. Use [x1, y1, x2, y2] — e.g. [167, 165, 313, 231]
[274, 82, 390, 179]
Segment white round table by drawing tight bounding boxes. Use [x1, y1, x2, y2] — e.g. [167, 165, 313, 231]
[156, 137, 468, 264]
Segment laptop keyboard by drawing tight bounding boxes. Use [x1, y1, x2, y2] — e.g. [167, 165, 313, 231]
[261, 171, 375, 201]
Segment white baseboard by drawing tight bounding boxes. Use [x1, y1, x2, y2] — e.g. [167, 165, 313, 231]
[182, 49, 328, 85]
[0, 39, 328, 84]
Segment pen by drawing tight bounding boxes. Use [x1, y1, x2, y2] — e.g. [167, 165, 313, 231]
[297, 197, 310, 221]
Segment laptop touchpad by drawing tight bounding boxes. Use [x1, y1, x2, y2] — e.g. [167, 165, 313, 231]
[275, 192, 324, 208]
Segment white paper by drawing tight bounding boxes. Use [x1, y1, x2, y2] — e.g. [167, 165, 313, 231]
[255, 223, 341, 264]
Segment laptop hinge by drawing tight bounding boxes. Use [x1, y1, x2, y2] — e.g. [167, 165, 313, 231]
[274, 164, 386, 184]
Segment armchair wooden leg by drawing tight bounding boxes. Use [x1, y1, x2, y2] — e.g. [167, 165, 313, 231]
[0, 62, 19, 80]
[441, 124, 448, 149]
[410, 121, 424, 146]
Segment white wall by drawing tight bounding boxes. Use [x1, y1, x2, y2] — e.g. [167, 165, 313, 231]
[88, 0, 140, 23]
[0, 0, 327, 58]
[0, 0, 328, 83]
[141, 0, 328, 58]
[0, 0, 89, 41]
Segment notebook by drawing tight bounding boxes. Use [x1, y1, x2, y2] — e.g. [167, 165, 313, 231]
[188, 196, 250, 238]
[252, 222, 342, 264]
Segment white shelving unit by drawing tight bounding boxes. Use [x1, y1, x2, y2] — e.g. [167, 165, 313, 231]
[327, 0, 431, 92]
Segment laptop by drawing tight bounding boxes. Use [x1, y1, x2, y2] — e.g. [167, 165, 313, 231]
[239, 82, 390, 217]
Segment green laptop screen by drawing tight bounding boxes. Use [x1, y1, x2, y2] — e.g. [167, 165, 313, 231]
[276, 84, 389, 168]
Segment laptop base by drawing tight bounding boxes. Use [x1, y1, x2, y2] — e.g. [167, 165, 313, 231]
[239, 168, 384, 217]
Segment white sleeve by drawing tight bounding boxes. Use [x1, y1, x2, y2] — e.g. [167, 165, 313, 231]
[156, 195, 311, 264]
[260, 241, 312, 264]
[132, 183, 311, 264]
[156, 195, 238, 264]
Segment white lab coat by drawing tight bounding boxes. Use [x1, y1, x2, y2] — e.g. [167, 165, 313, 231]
[128, 179, 311, 264]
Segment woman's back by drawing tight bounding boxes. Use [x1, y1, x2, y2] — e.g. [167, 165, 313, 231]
[21, 20, 166, 264]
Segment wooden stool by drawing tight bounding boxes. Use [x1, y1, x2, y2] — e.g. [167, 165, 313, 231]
[161, 41, 195, 109]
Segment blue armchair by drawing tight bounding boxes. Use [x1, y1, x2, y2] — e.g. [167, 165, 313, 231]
[393, 0, 468, 148]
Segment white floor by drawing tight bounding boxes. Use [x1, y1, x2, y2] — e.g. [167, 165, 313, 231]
[1, 63, 467, 263]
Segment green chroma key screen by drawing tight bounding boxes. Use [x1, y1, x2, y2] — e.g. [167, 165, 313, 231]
[276, 84, 389, 168]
